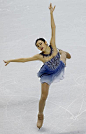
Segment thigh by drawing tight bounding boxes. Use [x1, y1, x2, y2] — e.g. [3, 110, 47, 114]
[41, 83, 50, 98]
[60, 51, 66, 65]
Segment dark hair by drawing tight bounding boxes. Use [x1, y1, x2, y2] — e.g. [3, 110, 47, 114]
[35, 38, 46, 46]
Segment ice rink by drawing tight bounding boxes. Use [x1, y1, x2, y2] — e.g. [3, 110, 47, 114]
[0, 0, 86, 133]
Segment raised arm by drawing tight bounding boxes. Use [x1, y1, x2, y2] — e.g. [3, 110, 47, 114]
[49, 3, 57, 52]
[3, 54, 40, 66]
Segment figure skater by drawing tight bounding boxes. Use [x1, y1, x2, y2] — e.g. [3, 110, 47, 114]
[3, 3, 71, 129]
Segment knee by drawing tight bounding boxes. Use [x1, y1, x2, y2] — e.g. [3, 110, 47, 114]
[41, 94, 48, 100]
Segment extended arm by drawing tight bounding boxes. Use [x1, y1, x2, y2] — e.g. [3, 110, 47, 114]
[49, 3, 57, 52]
[50, 11, 56, 28]
[3, 54, 40, 66]
[9, 55, 39, 62]
[50, 12, 56, 48]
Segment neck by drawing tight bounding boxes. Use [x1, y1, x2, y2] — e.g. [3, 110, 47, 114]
[43, 45, 51, 54]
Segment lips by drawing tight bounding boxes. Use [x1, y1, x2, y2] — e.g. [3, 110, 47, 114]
[41, 47, 43, 50]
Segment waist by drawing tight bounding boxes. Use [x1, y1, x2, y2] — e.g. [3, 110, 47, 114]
[45, 60, 65, 71]
[37, 60, 65, 77]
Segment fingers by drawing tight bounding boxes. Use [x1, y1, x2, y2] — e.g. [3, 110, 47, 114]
[3, 60, 7, 63]
[50, 3, 52, 8]
[49, 3, 52, 9]
[5, 63, 9, 66]
[3, 60, 7, 64]
[54, 5, 56, 10]
[49, 3, 56, 11]
[3, 60, 9, 66]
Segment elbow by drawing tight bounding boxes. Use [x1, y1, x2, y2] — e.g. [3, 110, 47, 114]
[51, 24, 56, 28]
[52, 26, 56, 29]
[53, 24, 56, 28]
[21, 58, 27, 62]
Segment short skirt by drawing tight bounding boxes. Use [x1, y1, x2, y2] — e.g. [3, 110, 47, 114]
[37, 60, 66, 85]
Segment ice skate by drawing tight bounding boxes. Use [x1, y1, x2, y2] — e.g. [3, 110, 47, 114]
[59, 49, 71, 59]
[37, 113, 44, 129]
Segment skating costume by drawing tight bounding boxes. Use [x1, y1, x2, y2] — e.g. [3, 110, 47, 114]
[37, 45, 66, 85]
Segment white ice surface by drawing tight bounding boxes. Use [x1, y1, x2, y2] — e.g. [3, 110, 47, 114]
[0, 0, 86, 133]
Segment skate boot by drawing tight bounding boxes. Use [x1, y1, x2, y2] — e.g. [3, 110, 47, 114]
[37, 113, 44, 129]
[59, 49, 71, 59]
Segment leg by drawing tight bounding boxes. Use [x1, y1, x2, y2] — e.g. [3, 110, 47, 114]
[39, 82, 49, 114]
[60, 51, 67, 66]
[37, 82, 50, 129]
[59, 49, 71, 59]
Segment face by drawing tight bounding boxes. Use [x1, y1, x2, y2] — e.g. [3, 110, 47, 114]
[36, 40, 47, 52]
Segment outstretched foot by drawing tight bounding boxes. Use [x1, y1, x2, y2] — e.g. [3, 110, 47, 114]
[59, 49, 71, 59]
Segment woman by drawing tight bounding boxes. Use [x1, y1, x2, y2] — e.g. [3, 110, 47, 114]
[3, 3, 71, 129]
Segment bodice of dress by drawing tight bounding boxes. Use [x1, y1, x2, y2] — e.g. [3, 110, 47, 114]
[44, 52, 60, 70]
[40, 44, 60, 70]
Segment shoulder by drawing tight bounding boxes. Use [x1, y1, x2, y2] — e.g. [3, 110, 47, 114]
[32, 53, 44, 61]
[32, 54, 41, 59]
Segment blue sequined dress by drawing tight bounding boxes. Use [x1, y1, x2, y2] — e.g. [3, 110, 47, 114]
[37, 45, 66, 85]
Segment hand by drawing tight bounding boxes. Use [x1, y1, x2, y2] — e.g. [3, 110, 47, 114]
[3, 60, 10, 66]
[49, 3, 56, 13]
